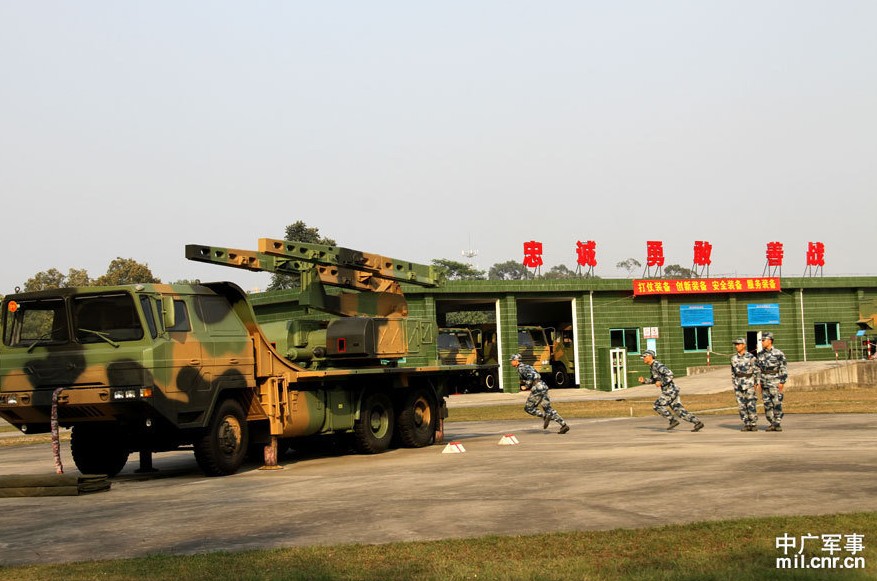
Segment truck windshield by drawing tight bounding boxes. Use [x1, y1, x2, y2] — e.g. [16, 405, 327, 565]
[72, 293, 144, 343]
[454, 331, 474, 349]
[521, 329, 547, 347]
[3, 297, 69, 348]
[438, 332, 461, 350]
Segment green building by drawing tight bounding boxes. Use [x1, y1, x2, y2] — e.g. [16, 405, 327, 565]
[406, 275, 877, 392]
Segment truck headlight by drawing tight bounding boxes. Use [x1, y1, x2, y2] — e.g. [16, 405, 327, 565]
[112, 387, 154, 400]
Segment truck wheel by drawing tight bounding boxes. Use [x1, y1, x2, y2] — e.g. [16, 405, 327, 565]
[353, 391, 394, 454]
[483, 370, 499, 392]
[194, 398, 249, 476]
[396, 388, 436, 448]
[71, 424, 129, 477]
[553, 365, 570, 388]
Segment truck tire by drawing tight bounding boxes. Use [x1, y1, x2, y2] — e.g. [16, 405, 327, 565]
[71, 424, 129, 477]
[194, 398, 249, 476]
[552, 364, 570, 388]
[353, 391, 394, 454]
[396, 387, 436, 448]
[483, 370, 499, 392]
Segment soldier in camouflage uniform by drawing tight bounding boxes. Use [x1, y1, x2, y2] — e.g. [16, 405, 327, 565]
[638, 350, 704, 432]
[755, 331, 787, 432]
[510, 354, 569, 434]
[731, 337, 759, 431]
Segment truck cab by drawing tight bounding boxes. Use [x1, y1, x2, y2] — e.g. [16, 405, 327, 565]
[0, 282, 258, 476]
[438, 327, 500, 391]
[547, 324, 576, 388]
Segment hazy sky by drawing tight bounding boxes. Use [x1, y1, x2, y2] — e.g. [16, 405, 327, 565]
[2, 1, 875, 293]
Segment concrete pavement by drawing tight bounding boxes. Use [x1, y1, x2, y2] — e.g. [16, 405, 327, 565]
[1, 412, 876, 566]
[1, 359, 875, 566]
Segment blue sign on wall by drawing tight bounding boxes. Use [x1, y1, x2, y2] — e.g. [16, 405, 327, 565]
[680, 304, 714, 327]
[748, 304, 780, 326]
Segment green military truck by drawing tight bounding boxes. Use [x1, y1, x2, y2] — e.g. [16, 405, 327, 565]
[547, 324, 576, 388]
[0, 239, 482, 477]
[438, 327, 500, 392]
[472, 323, 575, 389]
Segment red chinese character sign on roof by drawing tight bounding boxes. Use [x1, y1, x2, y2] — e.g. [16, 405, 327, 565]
[764, 241, 784, 276]
[575, 240, 596, 276]
[522, 240, 543, 275]
[692, 240, 712, 277]
[644, 241, 664, 278]
[693, 241, 712, 266]
[804, 241, 825, 277]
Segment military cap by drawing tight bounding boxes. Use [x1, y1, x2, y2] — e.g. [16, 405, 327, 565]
[510, 353, 522, 362]
[641, 349, 656, 358]
[732, 337, 745, 344]
[761, 332, 774, 340]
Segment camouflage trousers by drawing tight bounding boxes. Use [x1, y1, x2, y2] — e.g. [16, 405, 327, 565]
[761, 377, 784, 426]
[733, 376, 758, 427]
[653, 385, 700, 424]
[524, 381, 566, 426]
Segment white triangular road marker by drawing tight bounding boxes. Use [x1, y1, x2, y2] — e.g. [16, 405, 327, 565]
[442, 441, 466, 453]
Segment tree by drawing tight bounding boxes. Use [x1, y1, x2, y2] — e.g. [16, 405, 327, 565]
[93, 258, 161, 286]
[615, 258, 642, 278]
[488, 261, 534, 281]
[66, 268, 91, 287]
[431, 259, 486, 281]
[24, 268, 92, 291]
[663, 264, 696, 278]
[543, 264, 577, 279]
[24, 268, 66, 292]
[445, 310, 494, 325]
[268, 221, 337, 291]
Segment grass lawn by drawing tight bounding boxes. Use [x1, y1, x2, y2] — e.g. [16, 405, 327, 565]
[1, 512, 875, 580]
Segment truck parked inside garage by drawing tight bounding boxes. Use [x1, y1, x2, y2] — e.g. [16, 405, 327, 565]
[547, 324, 576, 388]
[472, 323, 575, 388]
[438, 327, 500, 392]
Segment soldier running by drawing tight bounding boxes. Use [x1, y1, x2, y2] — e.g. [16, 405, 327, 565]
[731, 337, 759, 431]
[637, 350, 704, 432]
[755, 331, 787, 432]
[510, 354, 569, 434]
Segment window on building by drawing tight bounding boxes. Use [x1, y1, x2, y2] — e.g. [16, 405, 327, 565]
[814, 322, 840, 347]
[683, 327, 711, 351]
[610, 328, 640, 354]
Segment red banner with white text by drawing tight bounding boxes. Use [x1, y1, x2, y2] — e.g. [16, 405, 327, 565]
[633, 277, 781, 296]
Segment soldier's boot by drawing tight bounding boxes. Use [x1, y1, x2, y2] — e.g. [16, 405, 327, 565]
[558, 424, 570, 435]
[771, 424, 783, 432]
[667, 419, 680, 431]
[691, 421, 705, 432]
[747, 425, 758, 432]
[766, 425, 778, 432]
[740, 425, 749, 432]
[543, 415, 551, 430]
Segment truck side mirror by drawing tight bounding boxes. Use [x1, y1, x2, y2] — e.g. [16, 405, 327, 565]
[161, 296, 176, 329]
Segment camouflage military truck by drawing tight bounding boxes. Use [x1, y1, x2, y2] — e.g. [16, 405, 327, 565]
[471, 324, 548, 382]
[516, 325, 553, 376]
[437, 327, 500, 392]
[0, 239, 482, 477]
[547, 324, 576, 388]
[473, 324, 574, 388]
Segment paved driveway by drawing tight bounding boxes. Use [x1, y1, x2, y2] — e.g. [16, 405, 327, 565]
[1, 412, 876, 566]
